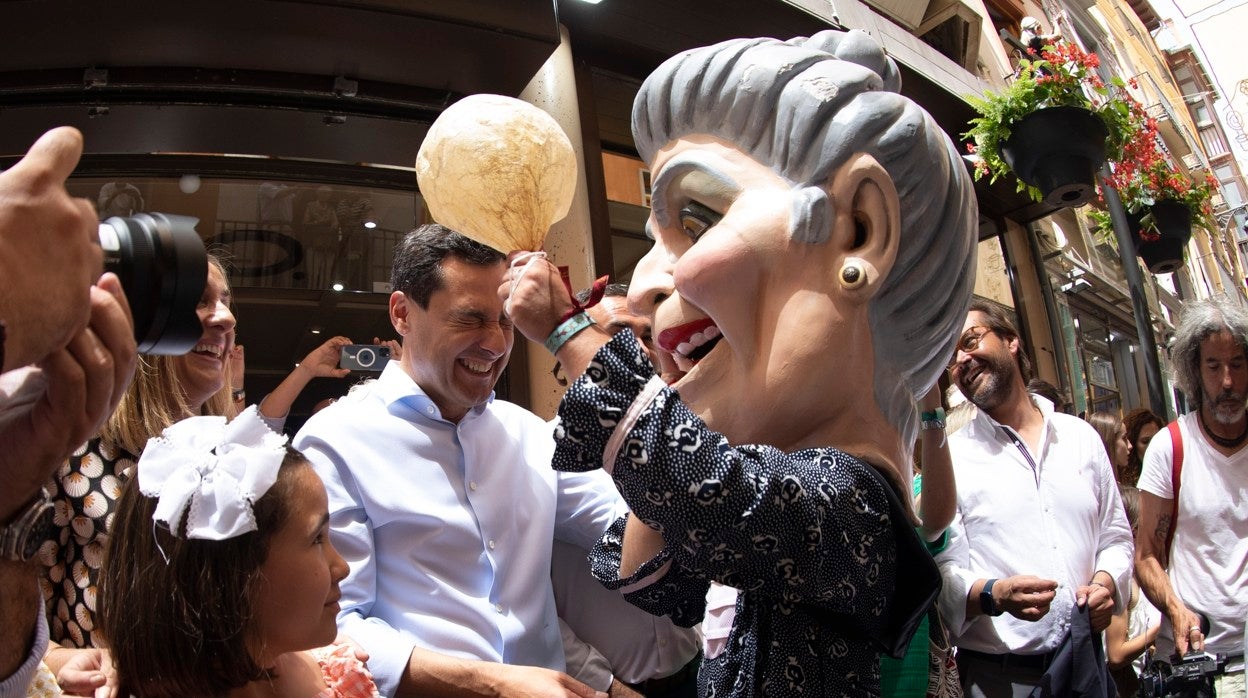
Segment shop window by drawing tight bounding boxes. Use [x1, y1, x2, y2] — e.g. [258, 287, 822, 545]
[982, 0, 1026, 46]
[69, 176, 420, 293]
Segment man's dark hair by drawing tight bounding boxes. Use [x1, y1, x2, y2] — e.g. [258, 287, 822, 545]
[99, 447, 309, 698]
[969, 298, 1034, 383]
[390, 223, 505, 308]
[574, 282, 628, 305]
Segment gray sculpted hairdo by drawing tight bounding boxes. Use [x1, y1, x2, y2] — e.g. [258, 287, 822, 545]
[632, 29, 978, 447]
[1170, 296, 1248, 404]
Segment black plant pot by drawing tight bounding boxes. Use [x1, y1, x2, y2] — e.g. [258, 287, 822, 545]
[1000, 106, 1108, 208]
[1129, 200, 1192, 274]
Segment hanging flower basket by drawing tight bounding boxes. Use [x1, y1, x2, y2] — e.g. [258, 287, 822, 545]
[1129, 200, 1192, 274]
[964, 41, 1136, 207]
[999, 106, 1108, 207]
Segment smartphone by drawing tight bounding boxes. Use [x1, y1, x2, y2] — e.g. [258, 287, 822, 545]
[339, 344, 391, 371]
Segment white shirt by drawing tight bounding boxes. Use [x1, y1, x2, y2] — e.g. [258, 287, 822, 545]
[936, 396, 1134, 654]
[293, 362, 621, 697]
[1138, 411, 1248, 667]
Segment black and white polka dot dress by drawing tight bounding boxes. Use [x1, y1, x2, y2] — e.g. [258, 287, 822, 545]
[553, 332, 901, 696]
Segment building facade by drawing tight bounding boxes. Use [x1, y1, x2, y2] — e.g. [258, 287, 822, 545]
[2, 0, 1242, 424]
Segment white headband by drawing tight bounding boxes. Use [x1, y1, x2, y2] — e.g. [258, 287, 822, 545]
[138, 406, 288, 541]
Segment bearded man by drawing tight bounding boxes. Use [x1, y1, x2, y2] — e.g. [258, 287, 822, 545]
[1136, 297, 1248, 695]
[936, 299, 1132, 696]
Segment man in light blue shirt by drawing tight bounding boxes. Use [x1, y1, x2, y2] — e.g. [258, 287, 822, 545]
[294, 224, 619, 698]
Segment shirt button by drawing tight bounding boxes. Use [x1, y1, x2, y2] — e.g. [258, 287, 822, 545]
[495, 603, 504, 613]
[426, 405, 435, 415]
[488, 540, 496, 550]
[469, 481, 478, 491]
[659, 639, 668, 647]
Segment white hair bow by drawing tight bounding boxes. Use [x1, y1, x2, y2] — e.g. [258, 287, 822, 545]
[138, 406, 287, 540]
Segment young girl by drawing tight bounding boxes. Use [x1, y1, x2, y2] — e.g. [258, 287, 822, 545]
[97, 407, 378, 698]
[1105, 485, 1162, 698]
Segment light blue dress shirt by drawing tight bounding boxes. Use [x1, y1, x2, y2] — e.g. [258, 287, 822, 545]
[293, 362, 622, 697]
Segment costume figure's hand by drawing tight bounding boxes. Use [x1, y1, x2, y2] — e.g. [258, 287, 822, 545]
[0, 127, 103, 372]
[499, 251, 577, 348]
[1076, 581, 1115, 632]
[301, 335, 353, 379]
[997, 575, 1058, 622]
[0, 274, 135, 521]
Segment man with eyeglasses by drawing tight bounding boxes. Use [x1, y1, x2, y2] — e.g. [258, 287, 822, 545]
[935, 299, 1133, 696]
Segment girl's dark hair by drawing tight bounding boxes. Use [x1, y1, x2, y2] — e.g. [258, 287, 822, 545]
[1121, 408, 1165, 487]
[99, 446, 308, 698]
[1118, 485, 1141, 529]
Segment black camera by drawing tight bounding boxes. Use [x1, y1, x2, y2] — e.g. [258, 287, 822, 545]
[98, 213, 207, 355]
[339, 344, 391, 372]
[1139, 651, 1226, 698]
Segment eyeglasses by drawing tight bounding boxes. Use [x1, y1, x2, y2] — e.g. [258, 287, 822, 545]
[947, 326, 994, 371]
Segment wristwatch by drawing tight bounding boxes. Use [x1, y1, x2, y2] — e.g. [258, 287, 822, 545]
[0, 490, 55, 563]
[980, 578, 1003, 616]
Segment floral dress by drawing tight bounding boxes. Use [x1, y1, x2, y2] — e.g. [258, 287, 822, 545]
[310, 644, 381, 698]
[39, 438, 135, 647]
[553, 332, 932, 697]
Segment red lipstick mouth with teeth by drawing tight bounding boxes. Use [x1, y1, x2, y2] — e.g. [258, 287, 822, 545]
[657, 317, 723, 373]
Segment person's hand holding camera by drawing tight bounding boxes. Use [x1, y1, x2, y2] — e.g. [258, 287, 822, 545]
[301, 335, 354, 379]
[0, 273, 136, 523]
[1167, 601, 1205, 656]
[0, 127, 102, 373]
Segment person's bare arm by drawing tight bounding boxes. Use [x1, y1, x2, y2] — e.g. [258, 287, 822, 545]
[1105, 604, 1160, 670]
[1136, 490, 1202, 654]
[499, 254, 664, 581]
[916, 386, 955, 539]
[257, 336, 352, 420]
[397, 647, 607, 698]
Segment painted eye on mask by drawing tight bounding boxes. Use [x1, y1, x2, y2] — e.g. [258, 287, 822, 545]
[679, 201, 722, 242]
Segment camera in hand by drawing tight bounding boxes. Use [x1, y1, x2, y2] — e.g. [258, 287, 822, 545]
[99, 213, 207, 355]
[1139, 651, 1226, 698]
[339, 344, 391, 371]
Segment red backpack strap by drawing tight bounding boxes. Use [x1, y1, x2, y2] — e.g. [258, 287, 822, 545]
[1164, 420, 1184, 562]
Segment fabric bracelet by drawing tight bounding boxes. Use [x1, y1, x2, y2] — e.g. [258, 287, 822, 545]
[544, 312, 595, 355]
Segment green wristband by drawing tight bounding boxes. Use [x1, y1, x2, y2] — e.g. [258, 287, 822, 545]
[544, 312, 595, 355]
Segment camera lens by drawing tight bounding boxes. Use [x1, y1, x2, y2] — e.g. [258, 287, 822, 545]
[98, 213, 207, 355]
[356, 347, 376, 368]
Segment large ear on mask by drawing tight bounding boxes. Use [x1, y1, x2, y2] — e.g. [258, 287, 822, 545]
[826, 153, 901, 301]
